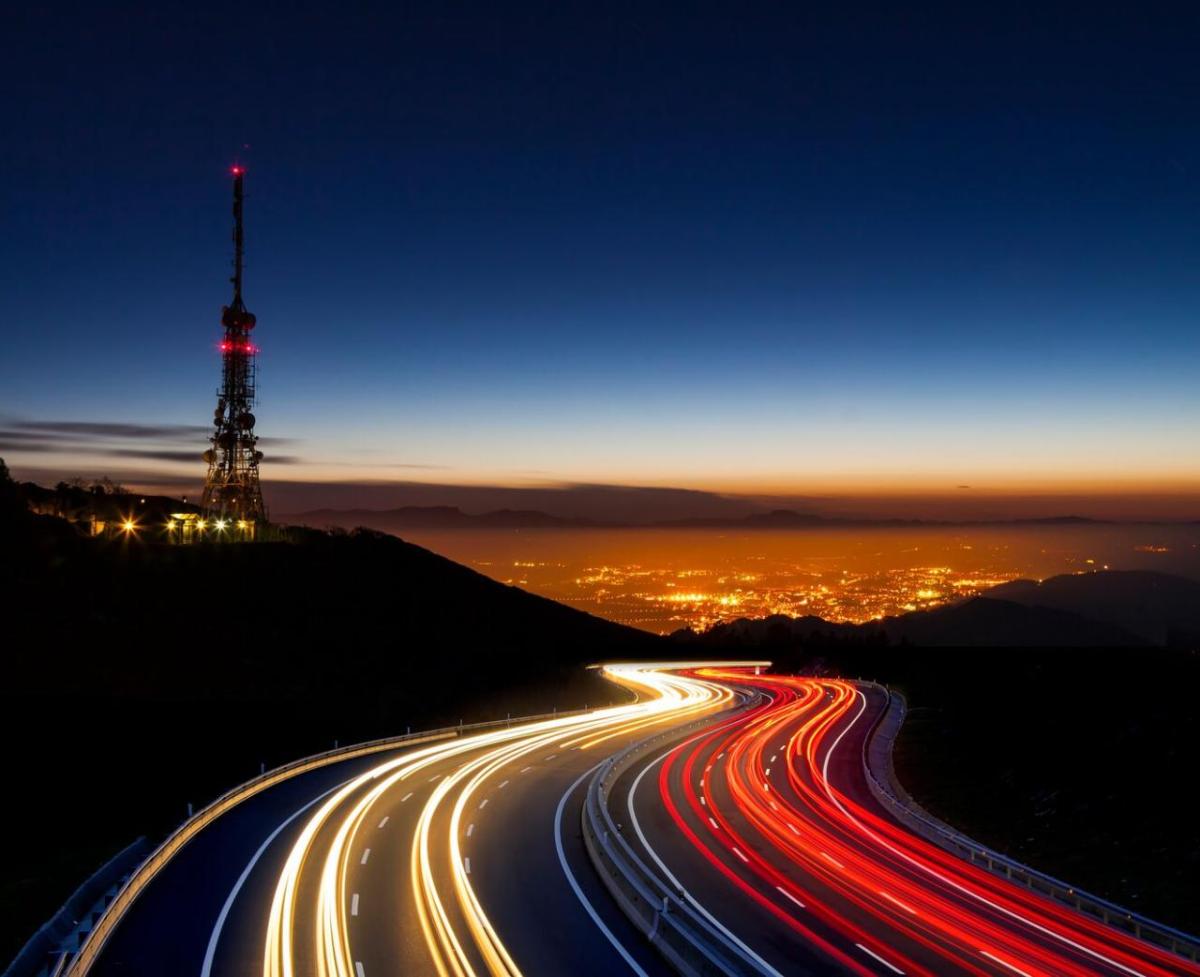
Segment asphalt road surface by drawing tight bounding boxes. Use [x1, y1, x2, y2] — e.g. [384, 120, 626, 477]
[616, 671, 1199, 977]
[73, 664, 1197, 977]
[83, 664, 746, 977]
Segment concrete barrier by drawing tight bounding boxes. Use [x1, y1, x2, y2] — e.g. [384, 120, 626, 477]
[860, 683, 1200, 964]
[579, 690, 830, 977]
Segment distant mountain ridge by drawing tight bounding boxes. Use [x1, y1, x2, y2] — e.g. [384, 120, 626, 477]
[290, 505, 599, 531]
[284, 504, 1114, 531]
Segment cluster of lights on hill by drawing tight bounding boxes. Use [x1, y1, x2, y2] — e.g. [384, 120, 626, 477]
[114, 514, 252, 538]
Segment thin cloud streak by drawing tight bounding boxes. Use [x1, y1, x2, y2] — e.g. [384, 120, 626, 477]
[106, 448, 304, 465]
[0, 416, 302, 469]
[10, 420, 210, 439]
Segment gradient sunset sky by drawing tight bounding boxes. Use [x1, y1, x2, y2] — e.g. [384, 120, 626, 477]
[3, 4, 1199, 519]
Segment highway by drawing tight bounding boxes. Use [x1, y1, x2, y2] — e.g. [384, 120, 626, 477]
[69, 664, 1197, 977]
[617, 670, 1200, 977]
[77, 663, 755, 977]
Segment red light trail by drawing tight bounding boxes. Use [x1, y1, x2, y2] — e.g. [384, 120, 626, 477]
[654, 670, 1198, 976]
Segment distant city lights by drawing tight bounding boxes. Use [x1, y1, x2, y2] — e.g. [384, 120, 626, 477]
[408, 529, 1171, 634]
[501, 559, 1023, 632]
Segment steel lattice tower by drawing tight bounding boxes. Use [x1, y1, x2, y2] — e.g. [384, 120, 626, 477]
[201, 166, 266, 529]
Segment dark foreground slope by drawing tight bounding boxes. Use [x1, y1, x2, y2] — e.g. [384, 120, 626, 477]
[0, 501, 661, 963]
[881, 647, 1200, 935]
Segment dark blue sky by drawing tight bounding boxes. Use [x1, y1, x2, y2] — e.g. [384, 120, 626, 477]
[3, 3, 1199, 516]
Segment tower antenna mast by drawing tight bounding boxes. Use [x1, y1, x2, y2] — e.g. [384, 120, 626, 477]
[201, 165, 266, 535]
[231, 167, 245, 308]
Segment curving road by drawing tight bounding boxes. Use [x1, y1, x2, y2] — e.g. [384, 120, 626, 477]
[69, 664, 1196, 977]
[618, 670, 1200, 977]
[77, 663, 753, 977]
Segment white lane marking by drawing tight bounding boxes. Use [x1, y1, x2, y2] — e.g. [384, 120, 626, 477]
[764, 768, 771, 777]
[554, 764, 651, 977]
[775, 886, 805, 909]
[351, 893, 360, 916]
[879, 890, 917, 915]
[464, 857, 471, 875]
[981, 951, 1033, 977]
[520, 766, 533, 773]
[355, 963, 365, 977]
[544, 754, 557, 761]
[708, 817, 720, 830]
[201, 782, 342, 977]
[819, 850, 843, 869]
[856, 943, 905, 974]
[429, 774, 442, 782]
[732, 847, 750, 863]
[770, 754, 777, 763]
[629, 751, 785, 977]
[360, 848, 371, 865]
[401, 792, 413, 802]
[825, 691, 1150, 977]
[498, 779, 510, 789]
[478, 797, 489, 809]
[467, 823, 475, 837]
[700, 795, 707, 806]
[377, 816, 389, 828]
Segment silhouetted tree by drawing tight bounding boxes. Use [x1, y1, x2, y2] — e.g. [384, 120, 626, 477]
[83, 476, 127, 496]
[0, 457, 19, 512]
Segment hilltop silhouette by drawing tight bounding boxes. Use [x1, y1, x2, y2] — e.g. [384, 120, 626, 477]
[988, 571, 1200, 645]
[673, 571, 1200, 649]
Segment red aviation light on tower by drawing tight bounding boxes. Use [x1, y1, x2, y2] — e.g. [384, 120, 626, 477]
[231, 164, 244, 176]
[217, 340, 259, 355]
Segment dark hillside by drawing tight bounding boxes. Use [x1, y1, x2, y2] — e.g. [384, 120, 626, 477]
[989, 571, 1200, 644]
[679, 596, 1144, 648]
[0, 491, 662, 962]
[867, 645, 1199, 936]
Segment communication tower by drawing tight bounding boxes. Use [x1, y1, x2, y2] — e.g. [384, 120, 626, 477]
[201, 166, 266, 534]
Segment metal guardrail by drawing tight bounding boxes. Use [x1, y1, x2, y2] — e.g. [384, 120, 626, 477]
[2, 837, 150, 977]
[579, 692, 811, 977]
[859, 683, 1200, 964]
[60, 704, 599, 977]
